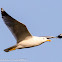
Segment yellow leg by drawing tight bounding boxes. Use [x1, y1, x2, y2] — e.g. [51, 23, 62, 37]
[9, 47, 16, 51]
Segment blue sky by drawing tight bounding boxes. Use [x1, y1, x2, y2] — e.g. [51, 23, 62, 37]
[0, 0, 62, 62]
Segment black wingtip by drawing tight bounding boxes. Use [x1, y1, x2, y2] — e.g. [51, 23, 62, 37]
[1, 8, 4, 12]
[1, 8, 9, 16]
[57, 34, 62, 39]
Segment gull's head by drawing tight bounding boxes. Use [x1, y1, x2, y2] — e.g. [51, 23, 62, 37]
[41, 37, 51, 42]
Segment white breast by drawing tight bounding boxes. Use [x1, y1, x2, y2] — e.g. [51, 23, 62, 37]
[16, 36, 45, 48]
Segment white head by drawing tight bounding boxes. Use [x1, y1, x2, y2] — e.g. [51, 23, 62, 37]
[40, 37, 51, 42]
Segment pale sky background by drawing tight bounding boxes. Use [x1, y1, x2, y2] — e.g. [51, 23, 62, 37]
[0, 0, 62, 62]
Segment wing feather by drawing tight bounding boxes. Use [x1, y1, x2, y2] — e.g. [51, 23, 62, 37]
[1, 8, 32, 43]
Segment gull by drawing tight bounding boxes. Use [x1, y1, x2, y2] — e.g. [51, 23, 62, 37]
[1, 8, 62, 52]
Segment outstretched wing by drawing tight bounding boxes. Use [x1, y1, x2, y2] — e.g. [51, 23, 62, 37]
[43, 36, 56, 39]
[1, 8, 32, 43]
[42, 34, 62, 39]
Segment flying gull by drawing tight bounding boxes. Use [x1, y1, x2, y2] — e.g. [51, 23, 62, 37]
[1, 8, 62, 52]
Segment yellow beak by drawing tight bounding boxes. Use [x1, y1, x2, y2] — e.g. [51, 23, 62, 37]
[47, 39, 51, 42]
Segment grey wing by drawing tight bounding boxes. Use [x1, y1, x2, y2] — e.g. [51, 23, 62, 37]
[42, 36, 57, 39]
[42, 34, 62, 39]
[1, 8, 32, 43]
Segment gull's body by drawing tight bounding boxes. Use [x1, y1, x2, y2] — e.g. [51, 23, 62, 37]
[16, 36, 48, 49]
[1, 8, 62, 52]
